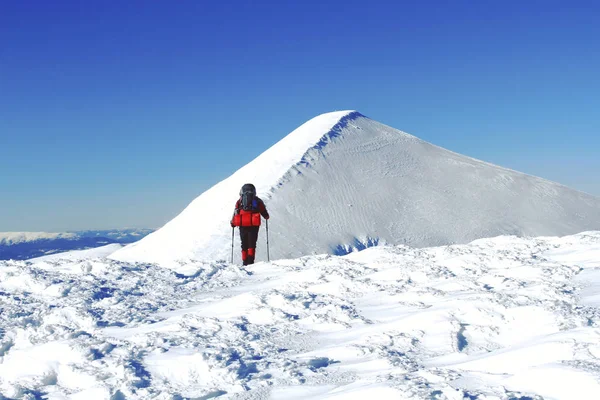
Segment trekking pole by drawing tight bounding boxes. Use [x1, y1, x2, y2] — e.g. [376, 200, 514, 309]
[266, 219, 270, 262]
[231, 227, 234, 264]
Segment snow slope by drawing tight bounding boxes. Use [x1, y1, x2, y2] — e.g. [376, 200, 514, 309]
[111, 111, 600, 266]
[2, 232, 600, 399]
[31, 243, 123, 263]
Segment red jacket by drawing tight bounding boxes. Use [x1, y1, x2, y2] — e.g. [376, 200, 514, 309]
[231, 196, 269, 227]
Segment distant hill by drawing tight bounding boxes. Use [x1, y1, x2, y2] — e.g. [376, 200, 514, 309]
[0, 229, 154, 260]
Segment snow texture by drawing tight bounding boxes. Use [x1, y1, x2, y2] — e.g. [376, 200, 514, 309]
[31, 244, 124, 262]
[1, 232, 600, 399]
[110, 111, 600, 267]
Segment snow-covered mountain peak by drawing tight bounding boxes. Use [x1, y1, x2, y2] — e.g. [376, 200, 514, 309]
[227, 110, 364, 195]
[111, 112, 600, 267]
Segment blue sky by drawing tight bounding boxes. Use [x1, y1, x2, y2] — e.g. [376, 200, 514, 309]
[1, 1, 598, 231]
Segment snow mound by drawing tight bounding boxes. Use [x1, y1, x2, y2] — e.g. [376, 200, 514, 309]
[111, 111, 600, 267]
[1, 232, 600, 398]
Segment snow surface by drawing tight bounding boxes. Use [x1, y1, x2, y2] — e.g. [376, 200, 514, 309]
[110, 111, 600, 267]
[31, 244, 123, 263]
[0, 232, 77, 245]
[2, 232, 600, 399]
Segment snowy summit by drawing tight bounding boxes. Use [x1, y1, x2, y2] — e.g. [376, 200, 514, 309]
[111, 111, 600, 266]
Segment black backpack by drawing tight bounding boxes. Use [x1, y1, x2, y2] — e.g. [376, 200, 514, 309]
[240, 184, 258, 211]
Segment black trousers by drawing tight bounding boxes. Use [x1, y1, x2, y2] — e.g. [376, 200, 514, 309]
[239, 226, 260, 264]
[240, 226, 260, 250]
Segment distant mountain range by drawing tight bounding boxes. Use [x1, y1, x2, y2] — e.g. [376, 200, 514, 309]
[0, 229, 154, 260]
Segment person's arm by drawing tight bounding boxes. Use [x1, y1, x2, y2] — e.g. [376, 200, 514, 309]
[259, 199, 269, 219]
[231, 200, 240, 227]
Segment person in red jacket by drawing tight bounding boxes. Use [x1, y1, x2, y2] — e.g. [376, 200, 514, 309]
[231, 183, 269, 265]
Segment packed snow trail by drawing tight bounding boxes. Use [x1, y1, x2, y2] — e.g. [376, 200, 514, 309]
[1, 233, 600, 399]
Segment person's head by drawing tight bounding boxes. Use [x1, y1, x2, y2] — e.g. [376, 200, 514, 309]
[240, 183, 256, 196]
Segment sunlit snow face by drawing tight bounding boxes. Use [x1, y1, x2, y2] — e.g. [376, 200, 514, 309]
[110, 111, 600, 266]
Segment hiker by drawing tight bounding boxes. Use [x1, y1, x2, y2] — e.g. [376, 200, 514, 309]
[230, 183, 270, 265]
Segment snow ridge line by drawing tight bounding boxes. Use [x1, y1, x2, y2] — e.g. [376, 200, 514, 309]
[271, 111, 365, 192]
[297, 111, 364, 168]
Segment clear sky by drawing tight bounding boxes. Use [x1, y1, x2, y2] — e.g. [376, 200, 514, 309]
[1, 0, 599, 232]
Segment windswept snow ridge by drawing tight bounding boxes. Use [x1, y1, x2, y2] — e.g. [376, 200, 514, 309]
[111, 111, 600, 267]
[1, 232, 600, 399]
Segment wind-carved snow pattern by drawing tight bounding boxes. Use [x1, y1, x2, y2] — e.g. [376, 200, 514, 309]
[332, 236, 385, 256]
[1, 232, 600, 399]
[297, 111, 364, 167]
[110, 110, 600, 267]
[278, 111, 362, 185]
